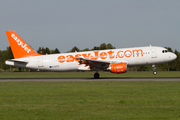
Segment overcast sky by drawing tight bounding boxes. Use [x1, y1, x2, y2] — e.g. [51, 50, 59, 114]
[0, 0, 180, 52]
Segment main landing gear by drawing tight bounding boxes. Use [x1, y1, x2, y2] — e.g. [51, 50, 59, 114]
[94, 72, 100, 79]
[152, 65, 157, 75]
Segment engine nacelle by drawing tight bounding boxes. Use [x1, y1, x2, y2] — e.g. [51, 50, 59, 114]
[109, 63, 127, 73]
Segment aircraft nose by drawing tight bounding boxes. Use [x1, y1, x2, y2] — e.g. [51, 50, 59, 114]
[171, 53, 177, 60]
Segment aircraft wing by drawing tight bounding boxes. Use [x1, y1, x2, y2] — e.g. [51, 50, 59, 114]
[76, 58, 110, 70]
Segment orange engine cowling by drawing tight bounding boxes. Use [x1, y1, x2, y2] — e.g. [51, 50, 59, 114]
[110, 63, 127, 73]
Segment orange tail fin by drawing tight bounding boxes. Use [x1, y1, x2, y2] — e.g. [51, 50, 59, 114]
[6, 30, 40, 59]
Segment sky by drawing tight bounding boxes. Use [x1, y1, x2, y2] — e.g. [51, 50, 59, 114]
[0, 0, 180, 53]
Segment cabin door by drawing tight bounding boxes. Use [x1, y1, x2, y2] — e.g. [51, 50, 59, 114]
[151, 48, 157, 58]
[38, 57, 44, 67]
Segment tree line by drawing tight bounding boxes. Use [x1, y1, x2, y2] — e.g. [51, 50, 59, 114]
[0, 43, 180, 72]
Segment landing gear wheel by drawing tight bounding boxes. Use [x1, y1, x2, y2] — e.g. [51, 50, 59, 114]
[152, 65, 157, 75]
[94, 73, 100, 79]
[153, 71, 157, 75]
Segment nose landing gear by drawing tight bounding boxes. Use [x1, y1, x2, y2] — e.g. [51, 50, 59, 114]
[152, 65, 157, 75]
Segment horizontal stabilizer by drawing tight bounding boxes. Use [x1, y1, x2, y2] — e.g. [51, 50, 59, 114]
[6, 59, 28, 64]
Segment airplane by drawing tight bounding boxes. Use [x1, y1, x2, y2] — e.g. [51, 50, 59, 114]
[5, 30, 177, 79]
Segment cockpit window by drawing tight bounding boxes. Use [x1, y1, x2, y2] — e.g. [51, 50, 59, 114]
[162, 50, 169, 53]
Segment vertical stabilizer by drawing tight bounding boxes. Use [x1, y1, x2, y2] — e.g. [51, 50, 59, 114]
[6, 30, 40, 59]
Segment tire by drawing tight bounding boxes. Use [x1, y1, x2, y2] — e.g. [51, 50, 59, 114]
[153, 71, 157, 75]
[94, 73, 100, 79]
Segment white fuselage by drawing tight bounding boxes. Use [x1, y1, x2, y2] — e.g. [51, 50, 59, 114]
[5, 46, 177, 71]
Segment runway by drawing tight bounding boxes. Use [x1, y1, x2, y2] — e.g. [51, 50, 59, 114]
[0, 78, 180, 82]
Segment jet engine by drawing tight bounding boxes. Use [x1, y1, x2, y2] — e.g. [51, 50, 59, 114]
[109, 63, 127, 73]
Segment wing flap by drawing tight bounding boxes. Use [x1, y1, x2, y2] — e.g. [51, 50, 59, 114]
[76, 58, 109, 64]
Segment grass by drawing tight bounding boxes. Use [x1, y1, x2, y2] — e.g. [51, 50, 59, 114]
[0, 71, 180, 119]
[0, 71, 180, 78]
[0, 81, 180, 119]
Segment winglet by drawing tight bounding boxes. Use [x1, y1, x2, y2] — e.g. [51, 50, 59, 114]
[6, 30, 41, 59]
